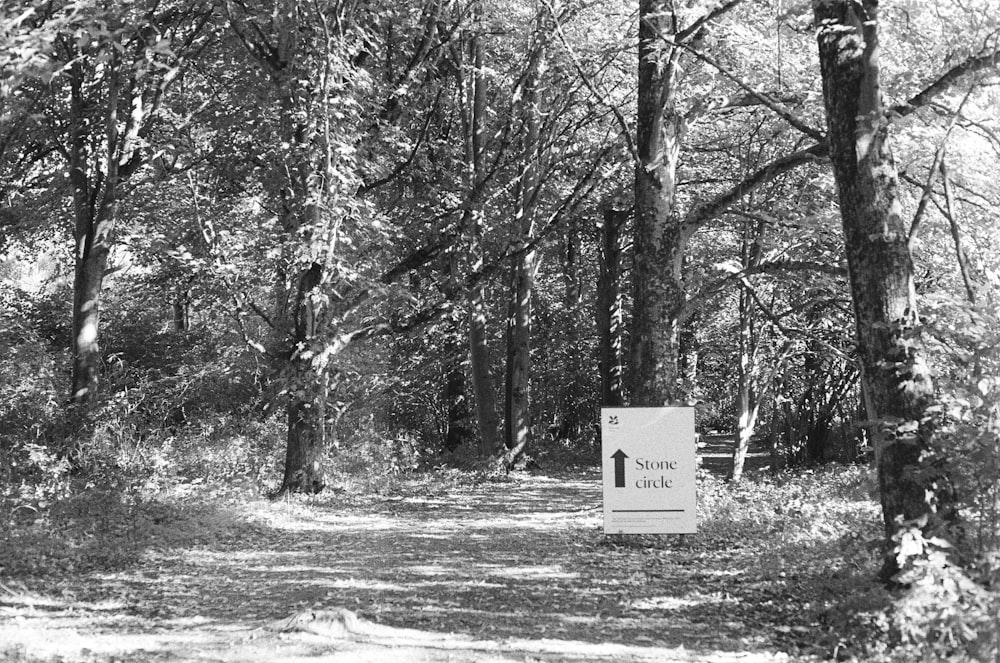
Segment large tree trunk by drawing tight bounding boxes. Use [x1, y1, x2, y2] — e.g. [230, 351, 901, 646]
[630, 0, 688, 407]
[468, 288, 501, 455]
[814, 0, 958, 581]
[268, 2, 335, 494]
[280, 262, 328, 494]
[597, 207, 626, 407]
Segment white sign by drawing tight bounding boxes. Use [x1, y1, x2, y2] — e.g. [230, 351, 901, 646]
[601, 407, 697, 534]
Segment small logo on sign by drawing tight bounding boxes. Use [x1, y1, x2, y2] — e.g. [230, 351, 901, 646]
[608, 415, 619, 426]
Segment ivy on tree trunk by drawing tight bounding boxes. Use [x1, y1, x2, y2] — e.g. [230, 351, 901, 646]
[814, 0, 960, 581]
[630, 0, 689, 407]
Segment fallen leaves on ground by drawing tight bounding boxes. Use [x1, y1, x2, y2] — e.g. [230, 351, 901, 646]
[0, 465, 887, 662]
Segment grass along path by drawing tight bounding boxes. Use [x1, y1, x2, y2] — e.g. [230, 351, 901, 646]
[0, 467, 885, 662]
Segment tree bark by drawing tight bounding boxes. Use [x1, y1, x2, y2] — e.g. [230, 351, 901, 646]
[279, 261, 328, 494]
[814, 0, 958, 580]
[444, 356, 475, 451]
[67, 48, 122, 405]
[443, 257, 476, 452]
[678, 309, 700, 400]
[731, 218, 765, 482]
[502, 13, 546, 466]
[462, 1, 502, 456]
[630, 0, 689, 406]
[57, 6, 204, 405]
[253, 0, 342, 494]
[731, 283, 757, 482]
[597, 207, 626, 407]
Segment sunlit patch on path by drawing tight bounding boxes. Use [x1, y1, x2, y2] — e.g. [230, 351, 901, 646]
[0, 471, 824, 662]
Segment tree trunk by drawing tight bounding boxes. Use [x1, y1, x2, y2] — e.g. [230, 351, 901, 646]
[444, 356, 475, 451]
[270, 4, 331, 494]
[678, 308, 700, 399]
[501, 14, 545, 467]
[504, 258, 533, 455]
[443, 256, 475, 452]
[731, 218, 765, 481]
[67, 58, 118, 405]
[279, 262, 328, 494]
[814, 0, 958, 581]
[597, 207, 626, 407]
[630, 0, 688, 407]
[468, 289, 501, 455]
[173, 291, 191, 331]
[462, 2, 502, 456]
[731, 285, 757, 483]
[70, 218, 111, 405]
[564, 217, 582, 307]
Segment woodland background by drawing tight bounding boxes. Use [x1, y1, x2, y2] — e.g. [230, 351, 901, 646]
[1, 1, 999, 660]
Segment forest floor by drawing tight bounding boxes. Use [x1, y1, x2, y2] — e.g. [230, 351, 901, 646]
[0, 445, 887, 663]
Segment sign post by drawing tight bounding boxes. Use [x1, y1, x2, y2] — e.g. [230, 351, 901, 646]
[601, 407, 696, 534]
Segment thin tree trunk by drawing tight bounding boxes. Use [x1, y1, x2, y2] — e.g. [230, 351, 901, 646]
[501, 12, 545, 468]
[597, 207, 626, 407]
[444, 257, 475, 452]
[444, 357, 475, 451]
[939, 159, 976, 303]
[678, 309, 700, 399]
[731, 218, 765, 481]
[731, 285, 757, 482]
[630, 0, 688, 406]
[814, 0, 959, 581]
[173, 292, 191, 331]
[504, 258, 533, 454]
[463, 1, 501, 455]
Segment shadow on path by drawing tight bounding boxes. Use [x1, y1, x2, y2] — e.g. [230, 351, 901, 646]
[1, 472, 807, 662]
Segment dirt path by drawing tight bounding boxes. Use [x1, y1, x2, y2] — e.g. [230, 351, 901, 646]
[1, 471, 809, 662]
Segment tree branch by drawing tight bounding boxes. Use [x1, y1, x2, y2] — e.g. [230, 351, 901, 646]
[889, 48, 1000, 117]
[666, 37, 825, 141]
[906, 85, 975, 248]
[675, 0, 747, 43]
[684, 142, 828, 232]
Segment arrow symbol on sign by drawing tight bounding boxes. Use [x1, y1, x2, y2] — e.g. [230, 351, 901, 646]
[611, 449, 628, 487]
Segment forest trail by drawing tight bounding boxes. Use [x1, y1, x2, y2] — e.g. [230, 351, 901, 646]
[1, 470, 809, 662]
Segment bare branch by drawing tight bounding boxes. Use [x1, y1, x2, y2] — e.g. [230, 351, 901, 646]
[675, 0, 747, 43]
[666, 37, 825, 141]
[684, 142, 828, 232]
[541, 0, 639, 166]
[907, 86, 975, 248]
[940, 157, 977, 303]
[890, 48, 1000, 117]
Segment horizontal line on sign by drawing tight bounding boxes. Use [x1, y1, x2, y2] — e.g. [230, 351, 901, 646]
[611, 509, 685, 513]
